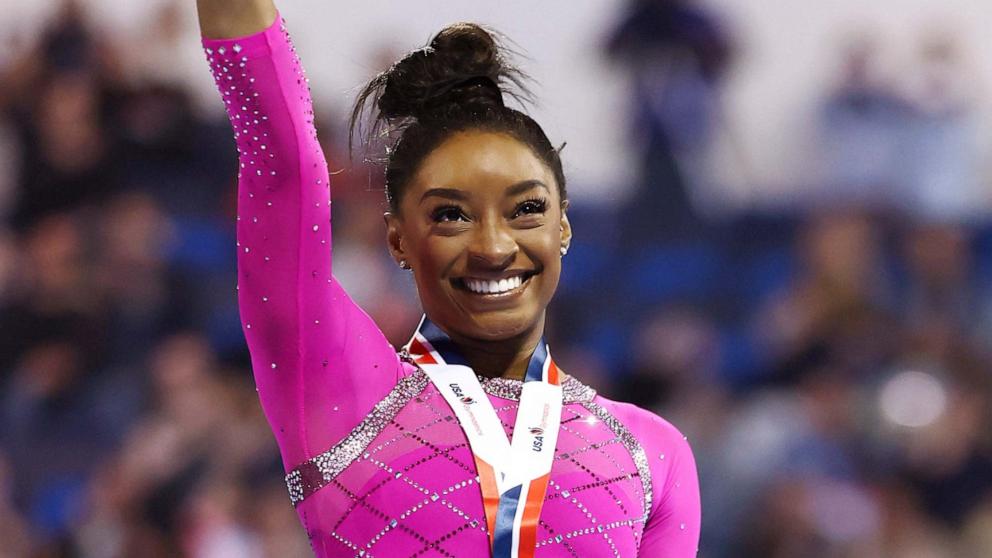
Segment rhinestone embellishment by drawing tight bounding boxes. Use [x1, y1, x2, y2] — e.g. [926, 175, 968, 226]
[285, 371, 429, 506]
[479, 374, 596, 403]
[581, 400, 654, 524]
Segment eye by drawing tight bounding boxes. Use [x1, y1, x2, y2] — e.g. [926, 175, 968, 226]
[513, 198, 548, 218]
[431, 205, 468, 223]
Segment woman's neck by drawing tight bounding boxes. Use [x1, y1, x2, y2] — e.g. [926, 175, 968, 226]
[445, 315, 546, 381]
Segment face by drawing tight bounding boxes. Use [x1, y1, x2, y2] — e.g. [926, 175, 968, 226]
[385, 130, 571, 342]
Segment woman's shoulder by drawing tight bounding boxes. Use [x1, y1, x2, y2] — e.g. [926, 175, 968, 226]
[590, 393, 689, 451]
[589, 393, 698, 522]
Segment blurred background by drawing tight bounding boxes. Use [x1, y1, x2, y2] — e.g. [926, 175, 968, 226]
[1, 0, 992, 556]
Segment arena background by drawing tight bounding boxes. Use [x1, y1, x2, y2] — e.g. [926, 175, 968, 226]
[1, 0, 991, 556]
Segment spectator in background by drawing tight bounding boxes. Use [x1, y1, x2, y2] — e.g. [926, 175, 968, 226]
[0, 213, 105, 377]
[95, 192, 190, 363]
[0, 1, 989, 556]
[755, 210, 897, 385]
[70, 333, 301, 557]
[817, 33, 914, 209]
[606, 0, 733, 240]
[898, 223, 977, 346]
[13, 70, 117, 228]
[962, 496, 992, 557]
[3, 0, 123, 229]
[817, 29, 989, 222]
[903, 31, 988, 223]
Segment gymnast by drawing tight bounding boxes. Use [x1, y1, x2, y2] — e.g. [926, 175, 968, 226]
[196, 1, 700, 555]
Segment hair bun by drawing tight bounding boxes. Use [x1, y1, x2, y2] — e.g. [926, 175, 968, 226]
[350, 22, 534, 157]
[376, 23, 513, 121]
[349, 23, 564, 213]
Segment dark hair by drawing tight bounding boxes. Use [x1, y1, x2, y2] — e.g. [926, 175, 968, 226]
[350, 23, 566, 213]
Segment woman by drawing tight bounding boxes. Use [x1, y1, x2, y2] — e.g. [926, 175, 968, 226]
[197, 1, 700, 556]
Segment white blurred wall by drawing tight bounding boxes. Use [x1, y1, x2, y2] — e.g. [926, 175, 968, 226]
[0, 0, 633, 201]
[3, 0, 992, 206]
[704, 0, 992, 209]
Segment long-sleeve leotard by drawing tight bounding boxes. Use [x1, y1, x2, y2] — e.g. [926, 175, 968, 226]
[203, 13, 411, 472]
[203, 13, 700, 557]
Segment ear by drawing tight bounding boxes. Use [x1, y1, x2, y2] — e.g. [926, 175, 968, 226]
[559, 199, 572, 252]
[384, 211, 407, 265]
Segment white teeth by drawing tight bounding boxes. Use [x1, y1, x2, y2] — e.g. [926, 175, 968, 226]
[464, 275, 524, 294]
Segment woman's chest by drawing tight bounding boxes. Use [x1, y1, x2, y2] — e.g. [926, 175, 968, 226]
[295, 379, 652, 557]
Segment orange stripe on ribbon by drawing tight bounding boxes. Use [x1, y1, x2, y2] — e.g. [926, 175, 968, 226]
[517, 473, 551, 558]
[409, 338, 437, 364]
[475, 458, 501, 547]
[546, 359, 559, 386]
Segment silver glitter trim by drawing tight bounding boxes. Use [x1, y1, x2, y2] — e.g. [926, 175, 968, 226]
[285, 371, 430, 506]
[580, 401, 653, 524]
[480, 375, 597, 403]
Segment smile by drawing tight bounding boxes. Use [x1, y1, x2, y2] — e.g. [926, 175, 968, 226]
[454, 272, 535, 296]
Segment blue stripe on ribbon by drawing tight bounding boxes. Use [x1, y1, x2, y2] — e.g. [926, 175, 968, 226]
[492, 484, 523, 557]
[418, 317, 548, 378]
[524, 342, 547, 383]
[419, 318, 470, 366]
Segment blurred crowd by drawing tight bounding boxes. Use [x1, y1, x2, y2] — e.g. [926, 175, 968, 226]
[1, 1, 990, 557]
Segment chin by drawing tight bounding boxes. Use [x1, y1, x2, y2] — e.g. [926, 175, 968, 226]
[463, 311, 537, 341]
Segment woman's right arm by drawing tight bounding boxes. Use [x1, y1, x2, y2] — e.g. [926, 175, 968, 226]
[196, 3, 407, 473]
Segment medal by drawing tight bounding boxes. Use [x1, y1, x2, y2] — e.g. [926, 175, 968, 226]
[405, 316, 563, 558]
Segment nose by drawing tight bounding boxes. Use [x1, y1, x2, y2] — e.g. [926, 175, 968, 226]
[468, 218, 517, 269]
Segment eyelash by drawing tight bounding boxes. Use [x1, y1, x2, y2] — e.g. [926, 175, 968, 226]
[430, 197, 549, 223]
[431, 205, 467, 223]
[514, 197, 548, 218]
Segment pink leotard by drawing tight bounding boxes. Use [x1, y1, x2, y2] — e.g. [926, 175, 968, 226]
[202, 13, 700, 558]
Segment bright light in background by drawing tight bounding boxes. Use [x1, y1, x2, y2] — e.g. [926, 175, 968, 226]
[879, 370, 947, 428]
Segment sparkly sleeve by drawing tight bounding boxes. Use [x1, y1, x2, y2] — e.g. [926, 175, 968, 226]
[202, 14, 406, 471]
[613, 403, 702, 558]
[629, 408, 702, 557]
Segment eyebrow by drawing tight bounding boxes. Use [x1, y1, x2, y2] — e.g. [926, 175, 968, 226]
[419, 188, 468, 203]
[419, 180, 550, 203]
[506, 179, 550, 197]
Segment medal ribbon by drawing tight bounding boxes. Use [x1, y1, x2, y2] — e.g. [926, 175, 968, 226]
[406, 316, 562, 558]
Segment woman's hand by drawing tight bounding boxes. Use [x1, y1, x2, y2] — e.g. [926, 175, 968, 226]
[196, 0, 277, 39]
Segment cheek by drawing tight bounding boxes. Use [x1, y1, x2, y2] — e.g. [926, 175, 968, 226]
[524, 230, 564, 289]
[527, 227, 562, 259]
[414, 234, 465, 274]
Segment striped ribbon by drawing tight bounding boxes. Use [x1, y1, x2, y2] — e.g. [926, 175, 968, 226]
[406, 316, 563, 558]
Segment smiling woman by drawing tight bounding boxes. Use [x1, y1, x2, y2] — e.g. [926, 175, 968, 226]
[196, 1, 699, 556]
[386, 131, 569, 361]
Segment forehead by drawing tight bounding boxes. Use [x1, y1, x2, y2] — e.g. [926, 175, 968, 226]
[409, 130, 555, 198]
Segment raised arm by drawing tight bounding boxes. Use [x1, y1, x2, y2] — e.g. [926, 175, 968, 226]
[197, 3, 406, 472]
